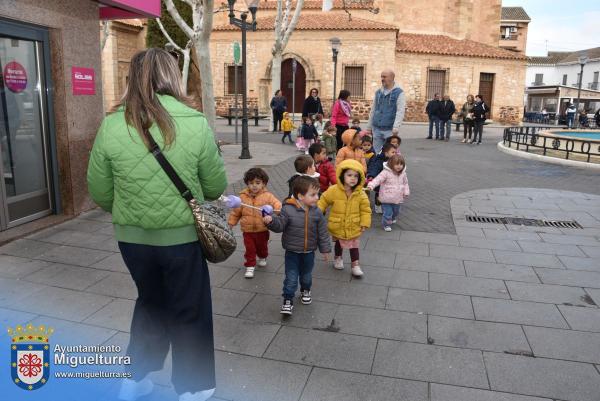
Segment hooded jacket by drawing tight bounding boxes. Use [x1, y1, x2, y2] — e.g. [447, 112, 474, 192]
[281, 112, 295, 131]
[318, 159, 371, 240]
[266, 198, 331, 254]
[335, 129, 367, 172]
[316, 158, 337, 193]
[228, 188, 282, 233]
[366, 162, 410, 204]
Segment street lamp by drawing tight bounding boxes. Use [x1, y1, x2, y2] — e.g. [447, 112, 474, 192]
[574, 54, 588, 128]
[330, 37, 341, 104]
[228, 0, 258, 159]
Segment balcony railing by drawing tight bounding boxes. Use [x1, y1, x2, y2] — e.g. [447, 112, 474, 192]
[499, 35, 518, 40]
[530, 82, 546, 86]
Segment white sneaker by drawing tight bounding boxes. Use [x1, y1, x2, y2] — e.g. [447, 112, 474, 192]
[392, 219, 397, 224]
[118, 377, 154, 401]
[384, 226, 392, 232]
[351, 265, 364, 277]
[179, 388, 216, 401]
[333, 258, 344, 270]
[257, 258, 267, 267]
[244, 266, 255, 278]
[374, 204, 383, 214]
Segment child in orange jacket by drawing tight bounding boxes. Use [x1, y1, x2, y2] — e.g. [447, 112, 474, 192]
[228, 168, 282, 278]
[335, 129, 367, 172]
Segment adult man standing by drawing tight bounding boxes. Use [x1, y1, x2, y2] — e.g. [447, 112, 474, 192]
[426, 94, 441, 139]
[439, 94, 456, 141]
[364, 69, 406, 153]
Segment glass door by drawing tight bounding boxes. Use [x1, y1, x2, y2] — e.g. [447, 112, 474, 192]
[0, 34, 53, 229]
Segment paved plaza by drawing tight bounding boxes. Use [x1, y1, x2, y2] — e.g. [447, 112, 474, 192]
[1, 121, 600, 401]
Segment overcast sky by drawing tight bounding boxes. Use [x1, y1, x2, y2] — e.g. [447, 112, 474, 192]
[502, 0, 600, 56]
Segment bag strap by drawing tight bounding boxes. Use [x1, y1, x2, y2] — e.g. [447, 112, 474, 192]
[143, 128, 194, 202]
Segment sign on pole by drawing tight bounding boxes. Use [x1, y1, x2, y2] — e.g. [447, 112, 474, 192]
[233, 41, 241, 143]
[233, 42, 241, 65]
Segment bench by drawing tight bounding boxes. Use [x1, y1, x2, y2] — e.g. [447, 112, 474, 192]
[226, 107, 269, 126]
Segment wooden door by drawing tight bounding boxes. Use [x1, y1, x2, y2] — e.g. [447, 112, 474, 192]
[280, 59, 306, 114]
[478, 73, 495, 118]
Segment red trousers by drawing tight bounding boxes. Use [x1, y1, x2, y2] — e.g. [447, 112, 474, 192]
[243, 231, 270, 267]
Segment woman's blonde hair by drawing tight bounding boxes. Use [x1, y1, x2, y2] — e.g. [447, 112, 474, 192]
[116, 48, 195, 148]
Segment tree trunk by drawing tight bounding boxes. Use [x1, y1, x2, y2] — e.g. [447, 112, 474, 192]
[182, 48, 190, 95]
[269, 51, 283, 130]
[194, 40, 216, 130]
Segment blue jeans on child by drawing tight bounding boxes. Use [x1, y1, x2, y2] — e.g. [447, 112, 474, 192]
[382, 203, 401, 227]
[282, 251, 315, 301]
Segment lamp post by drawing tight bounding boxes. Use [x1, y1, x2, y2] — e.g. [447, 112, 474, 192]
[228, 0, 258, 159]
[330, 37, 341, 105]
[574, 54, 588, 128]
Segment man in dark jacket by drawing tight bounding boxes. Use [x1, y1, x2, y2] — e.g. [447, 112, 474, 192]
[425, 93, 441, 139]
[270, 90, 287, 132]
[439, 95, 456, 141]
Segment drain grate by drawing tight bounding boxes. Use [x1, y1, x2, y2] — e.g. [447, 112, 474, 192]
[465, 215, 583, 229]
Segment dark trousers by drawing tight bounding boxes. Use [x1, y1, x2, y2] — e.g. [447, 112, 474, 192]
[334, 240, 359, 262]
[243, 231, 269, 267]
[273, 110, 284, 131]
[428, 116, 440, 138]
[118, 241, 215, 395]
[282, 251, 315, 300]
[335, 124, 349, 151]
[473, 120, 485, 143]
[282, 131, 293, 143]
[463, 120, 474, 139]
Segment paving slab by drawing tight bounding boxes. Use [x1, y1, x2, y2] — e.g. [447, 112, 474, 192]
[211, 287, 255, 317]
[311, 278, 388, 308]
[90, 252, 129, 273]
[24, 263, 110, 291]
[365, 238, 429, 256]
[352, 267, 428, 290]
[429, 273, 510, 299]
[557, 305, 600, 332]
[493, 250, 563, 269]
[458, 236, 521, 251]
[482, 229, 541, 241]
[29, 315, 117, 346]
[430, 244, 496, 262]
[0, 255, 50, 279]
[399, 231, 459, 246]
[372, 340, 489, 389]
[263, 326, 377, 373]
[558, 255, 600, 272]
[586, 288, 600, 306]
[429, 315, 531, 353]
[300, 368, 428, 401]
[83, 298, 134, 332]
[464, 261, 540, 283]
[208, 265, 238, 287]
[386, 288, 474, 319]
[472, 297, 568, 328]
[213, 315, 280, 357]
[0, 277, 47, 307]
[484, 352, 600, 401]
[223, 270, 283, 296]
[430, 383, 552, 401]
[394, 254, 465, 275]
[517, 240, 586, 257]
[0, 238, 61, 258]
[580, 245, 600, 258]
[535, 267, 600, 288]
[34, 244, 113, 267]
[539, 233, 600, 246]
[506, 280, 594, 307]
[523, 325, 600, 364]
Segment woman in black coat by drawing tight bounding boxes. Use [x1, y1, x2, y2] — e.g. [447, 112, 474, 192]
[270, 89, 287, 132]
[302, 88, 324, 119]
[471, 94, 488, 145]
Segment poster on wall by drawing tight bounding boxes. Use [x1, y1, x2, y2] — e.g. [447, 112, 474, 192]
[3, 61, 28, 93]
[71, 66, 95, 95]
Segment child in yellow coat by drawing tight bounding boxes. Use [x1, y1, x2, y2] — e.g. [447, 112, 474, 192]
[318, 159, 371, 277]
[281, 112, 295, 144]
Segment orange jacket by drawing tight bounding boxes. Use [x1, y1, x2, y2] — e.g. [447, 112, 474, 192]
[228, 188, 282, 233]
[336, 129, 367, 172]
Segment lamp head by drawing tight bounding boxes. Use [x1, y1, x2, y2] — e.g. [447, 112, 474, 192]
[227, 0, 236, 13]
[578, 55, 588, 66]
[330, 37, 341, 52]
[246, 0, 259, 17]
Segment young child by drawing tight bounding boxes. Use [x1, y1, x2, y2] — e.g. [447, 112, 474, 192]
[309, 143, 337, 194]
[287, 155, 319, 197]
[318, 159, 371, 277]
[281, 112, 295, 144]
[322, 125, 338, 161]
[300, 116, 318, 154]
[263, 176, 331, 315]
[361, 136, 375, 162]
[313, 114, 324, 140]
[228, 168, 282, 278]
[366, 142, 397, 214]
[386, 134, 402, 151]
[350, 117, 362, 135]
[336, 129, 367, 172]
[367, 155, 409, 232]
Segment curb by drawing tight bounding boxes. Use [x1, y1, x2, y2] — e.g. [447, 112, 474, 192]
[497, 141, 600, 170]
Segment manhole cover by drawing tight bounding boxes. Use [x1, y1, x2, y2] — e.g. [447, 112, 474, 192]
[465, 215, 582, 229]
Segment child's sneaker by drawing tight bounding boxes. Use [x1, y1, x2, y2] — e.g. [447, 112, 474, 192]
[374, 204, 383, 214]
[257, 258, 267, 267]
[280, 299, 293, 315]
[179, 389, 215, 401]
[392, 219, 397, 224]
[333, 257, 344, 270]
[384, 226, 392, 232]
[301, 290, 312, 305]
[244, 266, 255, 278]
[351, 265, 364, 277]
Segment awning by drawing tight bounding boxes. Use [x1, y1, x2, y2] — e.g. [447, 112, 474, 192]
[98, 0, 160, 20]
[525, 87, 559, 95]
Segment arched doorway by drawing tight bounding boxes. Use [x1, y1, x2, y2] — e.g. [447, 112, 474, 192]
[280, 58, 306, 114]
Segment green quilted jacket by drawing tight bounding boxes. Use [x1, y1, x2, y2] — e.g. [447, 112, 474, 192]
[87, 95, 227, 246]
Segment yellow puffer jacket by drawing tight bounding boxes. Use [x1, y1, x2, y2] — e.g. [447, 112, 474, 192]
[281, 113, 295, 132]
[318, 159, 371, 240]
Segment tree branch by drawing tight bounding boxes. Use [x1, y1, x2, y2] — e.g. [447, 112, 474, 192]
[199, 0, 214, 41]
[156, 18, 183, 51]
[164, 0, 195, 39]
[281, 0, 304, 48]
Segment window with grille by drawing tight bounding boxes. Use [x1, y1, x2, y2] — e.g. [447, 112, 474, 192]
[534, 73, 543, 85]
[342, 65, 366, 98]
[562, 74, 568, 85]
[426, 69, 447, 100]
[224, 64, 244, 95]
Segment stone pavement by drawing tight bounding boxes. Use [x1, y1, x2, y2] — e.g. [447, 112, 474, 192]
[2, 125, 600, 401]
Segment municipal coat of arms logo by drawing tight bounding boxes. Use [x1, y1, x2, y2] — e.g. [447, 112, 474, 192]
[8, 323, 53, 390]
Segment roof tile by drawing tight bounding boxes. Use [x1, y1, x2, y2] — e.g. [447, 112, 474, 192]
[257, 0, 373, 10]
[501, 7, 531, 21]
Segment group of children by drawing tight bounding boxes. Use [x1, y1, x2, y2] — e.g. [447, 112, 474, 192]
[229, 122, 409, 315]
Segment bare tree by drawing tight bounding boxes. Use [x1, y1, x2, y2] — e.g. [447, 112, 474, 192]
[322, 0, 379, 21]
[100, 21, 111, 51]
[164, 0, 216, 129]
[156, 18, 192, 94]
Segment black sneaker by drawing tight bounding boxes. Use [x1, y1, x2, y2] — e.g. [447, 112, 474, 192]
[301, 290, 312, 305]
[280, 299, 293, 315]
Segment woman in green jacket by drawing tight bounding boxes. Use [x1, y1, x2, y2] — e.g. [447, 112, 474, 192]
[87, 49, 226, 401]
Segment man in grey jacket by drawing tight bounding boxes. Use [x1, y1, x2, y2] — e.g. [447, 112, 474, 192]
[263, 176, 331, 315]
[364, 69, 406, 153]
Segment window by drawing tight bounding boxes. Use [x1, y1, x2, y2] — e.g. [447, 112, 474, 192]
[562, 74, 568, 85]
[594, 72, 599, 83]
[224, 64, 244, 95]
[543, 98, 557, 113]
[342, 65, 366, 98]
[576, 73, 581, 86]
[529, 97, 543, 112]
[426, 69, 447, 99]
[534, 74, 543, 85]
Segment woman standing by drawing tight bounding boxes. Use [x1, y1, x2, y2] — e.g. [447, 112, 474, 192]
[302, 87, 324, 120]
[87, 49, 227, 401]
[270, 89, 287, 132]
[471, 94, 488, 145]
[459, 94, 475, 143]
[330, 89, 352, 150]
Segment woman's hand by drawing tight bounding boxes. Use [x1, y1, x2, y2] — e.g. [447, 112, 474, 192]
[263, 215, 273, 224]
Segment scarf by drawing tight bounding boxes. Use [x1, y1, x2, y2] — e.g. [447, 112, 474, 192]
[338, 99, 352, 118]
